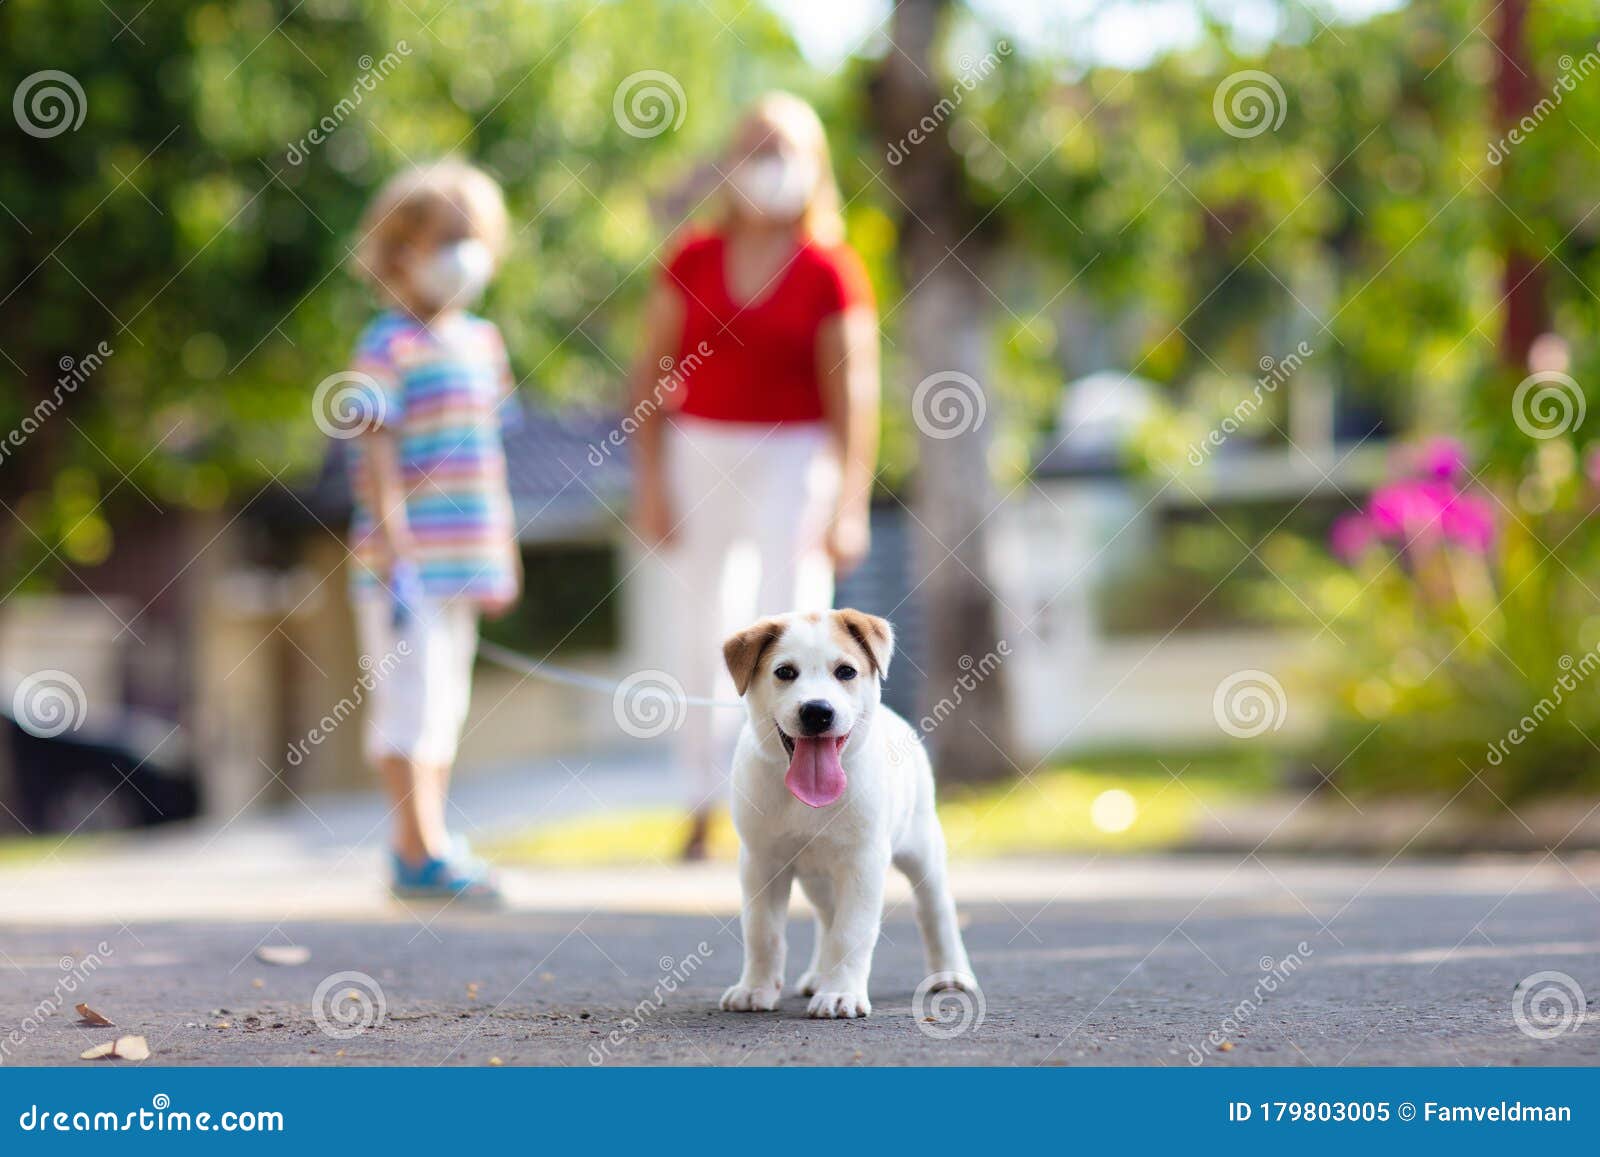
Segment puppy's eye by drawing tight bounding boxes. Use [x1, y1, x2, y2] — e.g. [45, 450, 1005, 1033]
[834, 664, 857, 681]
[773, 664, 798, 681]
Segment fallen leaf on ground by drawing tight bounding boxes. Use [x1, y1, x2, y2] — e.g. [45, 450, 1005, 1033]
[255, 945, 310, 966]
[1218, 1041, 1235, 1052]
[80, 1035, 150, 1061]
[75, 1003, 114, 1027]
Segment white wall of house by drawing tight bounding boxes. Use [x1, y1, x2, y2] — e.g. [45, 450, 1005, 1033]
[993, 477, 1322, 758]
[0, 597, 128, 732]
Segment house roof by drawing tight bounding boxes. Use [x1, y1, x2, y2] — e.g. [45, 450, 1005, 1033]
[1031, 440, 1125, 479]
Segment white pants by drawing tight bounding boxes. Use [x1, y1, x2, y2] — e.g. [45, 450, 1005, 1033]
[663, 417, 839, 804]
[353, 594, 480, 766]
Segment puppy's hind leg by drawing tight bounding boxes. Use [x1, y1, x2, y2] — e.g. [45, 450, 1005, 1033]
[795, 875, 834, 997]
[894, 822, 977, 993]
[720, 854, 793, 1012]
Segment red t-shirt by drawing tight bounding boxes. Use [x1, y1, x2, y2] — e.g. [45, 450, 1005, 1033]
[659, 231, 873, 423]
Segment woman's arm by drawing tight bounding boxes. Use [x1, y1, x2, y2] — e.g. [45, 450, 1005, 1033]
[816, 304, 881, 574]
[629, 282, 685, 546]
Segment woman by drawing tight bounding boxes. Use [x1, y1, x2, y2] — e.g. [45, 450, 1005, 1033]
[629, 92, 881, 859]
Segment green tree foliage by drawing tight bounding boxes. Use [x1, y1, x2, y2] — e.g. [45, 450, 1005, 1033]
[0, 0, 804, 581]
[10, 0, 1600, 797]
[915, 1, 1592, 474]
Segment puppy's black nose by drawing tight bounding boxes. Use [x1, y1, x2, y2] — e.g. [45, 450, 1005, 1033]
[797, 700, 835, 736]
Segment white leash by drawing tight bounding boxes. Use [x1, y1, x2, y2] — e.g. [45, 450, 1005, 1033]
[475, 640, 744, 709]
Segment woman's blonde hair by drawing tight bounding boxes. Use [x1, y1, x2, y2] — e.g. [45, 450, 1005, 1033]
[717, 92, 845, 245]
[352, 159, 509, 303]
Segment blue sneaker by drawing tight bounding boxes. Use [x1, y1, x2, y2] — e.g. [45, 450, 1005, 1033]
[447, 834, 489, 875]
[390, 848, 503, 905]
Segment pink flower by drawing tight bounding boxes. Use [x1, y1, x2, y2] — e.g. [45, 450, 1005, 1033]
[1329, 513, 1377, 562]
[1440, 491, 1495, 553]
[1418, 437, 1469, 483]
[1367, 479, 1453, 544]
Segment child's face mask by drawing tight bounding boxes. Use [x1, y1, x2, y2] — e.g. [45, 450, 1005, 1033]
[410, 239, 493, 311]
[730, 151, 816, 221]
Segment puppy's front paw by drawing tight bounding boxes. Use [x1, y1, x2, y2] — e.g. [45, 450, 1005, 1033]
[720, 981, 781, 1012]
[807, 990, 871, 1019]
[926, 970, 979, 994]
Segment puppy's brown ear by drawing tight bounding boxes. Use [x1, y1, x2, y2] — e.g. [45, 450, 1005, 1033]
[722, 617, 787, 697]
[834, 609, 894, 679]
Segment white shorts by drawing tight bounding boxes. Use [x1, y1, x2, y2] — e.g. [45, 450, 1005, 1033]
[353, 594, 480, 766]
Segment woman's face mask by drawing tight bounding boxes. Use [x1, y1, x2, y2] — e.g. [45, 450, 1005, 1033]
[730, 150, 817, 221]
[409, 239, 493, 311]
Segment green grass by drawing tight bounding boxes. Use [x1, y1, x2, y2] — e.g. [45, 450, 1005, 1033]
[486, 749, 1277, 866]
[0, 834, 78, 866]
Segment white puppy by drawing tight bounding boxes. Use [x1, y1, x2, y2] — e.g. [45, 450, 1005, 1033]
[718, 609, 977, 1019]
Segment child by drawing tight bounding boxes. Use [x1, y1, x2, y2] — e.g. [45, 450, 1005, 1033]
[342, 160, 521, 901]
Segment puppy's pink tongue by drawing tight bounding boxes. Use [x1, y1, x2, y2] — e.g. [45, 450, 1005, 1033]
[785, 736, 847, 808]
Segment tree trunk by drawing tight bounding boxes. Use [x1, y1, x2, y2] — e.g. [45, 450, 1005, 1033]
[1492, 0, 1547, 369]
[872, 0, 1016, 782]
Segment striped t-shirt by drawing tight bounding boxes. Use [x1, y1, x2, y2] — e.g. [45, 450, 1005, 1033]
[344, 311, 518, 602]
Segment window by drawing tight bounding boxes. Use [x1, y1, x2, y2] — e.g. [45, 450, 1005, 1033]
[481, 543, 621, 656]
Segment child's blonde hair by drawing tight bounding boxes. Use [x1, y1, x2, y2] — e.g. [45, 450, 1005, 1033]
[352, 159, 509, 306]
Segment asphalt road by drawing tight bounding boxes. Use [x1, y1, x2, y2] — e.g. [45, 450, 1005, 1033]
[4, 855, 1598, 1067]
